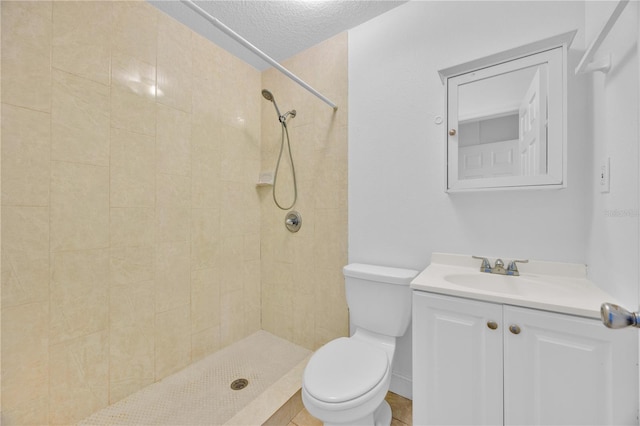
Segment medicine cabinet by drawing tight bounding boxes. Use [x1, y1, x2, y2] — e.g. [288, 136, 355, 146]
[439, 31, 576, 192]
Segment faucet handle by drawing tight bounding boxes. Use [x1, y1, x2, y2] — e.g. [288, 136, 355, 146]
[472, 255, 492, 272]
[506, 259, 529, 276]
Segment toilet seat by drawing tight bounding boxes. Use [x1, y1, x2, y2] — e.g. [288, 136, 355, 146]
[303, 337, 389, 403]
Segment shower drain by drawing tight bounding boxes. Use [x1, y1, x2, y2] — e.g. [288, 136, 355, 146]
[230, 378, 249, 391]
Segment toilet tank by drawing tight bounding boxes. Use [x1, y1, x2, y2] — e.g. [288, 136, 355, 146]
[343, 263, 419, 337]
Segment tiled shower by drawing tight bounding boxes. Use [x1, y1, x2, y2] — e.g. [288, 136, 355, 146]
[1, 2, 347, 424]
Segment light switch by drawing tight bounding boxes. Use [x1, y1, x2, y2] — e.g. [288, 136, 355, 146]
[599, 157, 610, 193]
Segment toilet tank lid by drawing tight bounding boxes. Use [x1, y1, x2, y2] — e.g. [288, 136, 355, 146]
[343, 263, 419, 285]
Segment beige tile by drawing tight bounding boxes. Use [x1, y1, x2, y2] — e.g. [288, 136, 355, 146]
[156, 173, 191, 243]
[1, 1, 52, 112]
[292, 293, 316, 350]
[50, 161, 109, 251]
[155, 305, 191, 380]
[191, 115, 222, 208]
[49, 331, 109, 425]
[1, 206, 49, 308]
[1, 104, 51, 206]
[51, 69, 110, 166]
[110, 128, 155, 208]
[110, 280, 155, 403]
[314, 266, 348, 340]
[220, 236, 244, 295]
[191, 267, 221, 333]
[111, 83, 157, 136]
[111, 1, 158, 65]
[52, 1, 111, 85]
[191, 326, 221, 362]
[155, 241, 190, 313]
[1, 302, 49, 426]
[110, 208, 155, 248]
[157, 104, 191, 176]
[157, 12, 192, 113]
[111, 50, 156, 99]
[312, 208, 347, 271]
[110, 246, 154, 286]
[191, 208, 221, 270]
[50, 249, 109, 345]
[220, 289, 247, 346]
[220, 181, 246, 237]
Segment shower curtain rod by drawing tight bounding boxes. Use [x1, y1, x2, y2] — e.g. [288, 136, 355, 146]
[181, 0, 338, 111]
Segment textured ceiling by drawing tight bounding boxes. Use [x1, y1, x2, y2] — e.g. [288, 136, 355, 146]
[149, 0, 407, 70]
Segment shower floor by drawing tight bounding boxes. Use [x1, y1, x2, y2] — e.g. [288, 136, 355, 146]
[80, 331, 311, 425]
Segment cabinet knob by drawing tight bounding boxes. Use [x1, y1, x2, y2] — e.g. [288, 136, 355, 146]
[487, 320, 498, 330]
[449, 129, 457, 136]
[509, 325, 521, 335]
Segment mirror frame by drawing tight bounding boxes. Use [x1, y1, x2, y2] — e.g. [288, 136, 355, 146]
[439, 30, 576, 192]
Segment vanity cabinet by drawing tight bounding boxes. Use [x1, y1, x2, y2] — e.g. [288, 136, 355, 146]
[413, 291, 638, 426]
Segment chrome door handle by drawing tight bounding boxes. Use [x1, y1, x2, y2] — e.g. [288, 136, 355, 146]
[600, 303, 640, 329]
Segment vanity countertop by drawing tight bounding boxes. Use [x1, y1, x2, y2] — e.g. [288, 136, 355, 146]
[411, 253, 619, 319]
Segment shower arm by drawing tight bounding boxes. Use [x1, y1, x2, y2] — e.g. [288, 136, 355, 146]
[180, 0, 338, 111]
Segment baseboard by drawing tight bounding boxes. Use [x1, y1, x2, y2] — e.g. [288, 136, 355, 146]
[389, 372, 412, 400]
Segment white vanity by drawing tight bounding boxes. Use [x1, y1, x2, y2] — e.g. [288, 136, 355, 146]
[411, 253, 638, 425]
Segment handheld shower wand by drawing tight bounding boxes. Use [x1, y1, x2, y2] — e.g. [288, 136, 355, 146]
[262, 89, 296, 125]
[261, 89, 298, 210]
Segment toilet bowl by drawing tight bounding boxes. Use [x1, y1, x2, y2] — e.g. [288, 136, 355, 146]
[301, 264, 418, 426]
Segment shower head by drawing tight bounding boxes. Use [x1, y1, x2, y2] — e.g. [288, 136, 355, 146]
[261, 89, 284, 124]
[261, 89, 274, 102]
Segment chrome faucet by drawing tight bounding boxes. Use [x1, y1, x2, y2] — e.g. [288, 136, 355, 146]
[472, 256, 528, 276]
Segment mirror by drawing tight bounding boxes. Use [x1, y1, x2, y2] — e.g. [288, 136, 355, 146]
[439, 31, 575, 192]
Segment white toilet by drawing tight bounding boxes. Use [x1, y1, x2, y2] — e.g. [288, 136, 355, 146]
[302, 263, 419, 426]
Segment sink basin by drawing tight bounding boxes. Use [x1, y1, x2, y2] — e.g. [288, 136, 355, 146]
[410, 253, 617, 319]
[443, 273, 541, 296]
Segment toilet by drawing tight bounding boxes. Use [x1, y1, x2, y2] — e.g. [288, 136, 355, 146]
[302, 263, 419, 426]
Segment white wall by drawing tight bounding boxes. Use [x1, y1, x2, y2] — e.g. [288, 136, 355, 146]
[349, 1, 594, 398]
[584, 1, 639, 309]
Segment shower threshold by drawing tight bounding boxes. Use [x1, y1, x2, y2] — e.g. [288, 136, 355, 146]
[80, 331, 311, 425]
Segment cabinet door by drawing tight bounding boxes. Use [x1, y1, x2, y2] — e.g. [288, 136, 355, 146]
[504, 306, 638, 425]
[413, 292, 503, 425]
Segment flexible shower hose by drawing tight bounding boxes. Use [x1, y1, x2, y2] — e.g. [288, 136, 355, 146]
[272, 122, 297, 210]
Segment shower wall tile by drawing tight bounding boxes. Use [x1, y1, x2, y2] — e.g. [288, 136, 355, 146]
[1, 1, 52, 112]
[1, 104, 51, 207]
[1, 302, 50, 426]
[191, 118, 222, 209]
[156, 173, 191, 243]
[52, 1, 111, 86]
[260, 32, 348, 350]
[220, 236, 245, 295]
[191, 208, 221, 270]
[109, 279, 155, 403]
[191, 326, 221, 362]
[220, 289, 248, 347]
[110, 128, 155, 208]
[110, 208, 155, 249]
[155, 241, 190, 313]
[49, 331, 109, 425]
[50, 161, 109, 251]
[155, 305, 191, 380]
[111, 85, 157, 136]
[191, 267, 221, 333]
[157, 105, 191, 176]
[111, 1, 157, 65]
[110, 246, 154, 287]
[51, 69, 110, 166]
[49, 249, 109, 346]
[2, 2, 263, 419]
[2, 206, 49, 308]
[157, 12, 192, 113]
